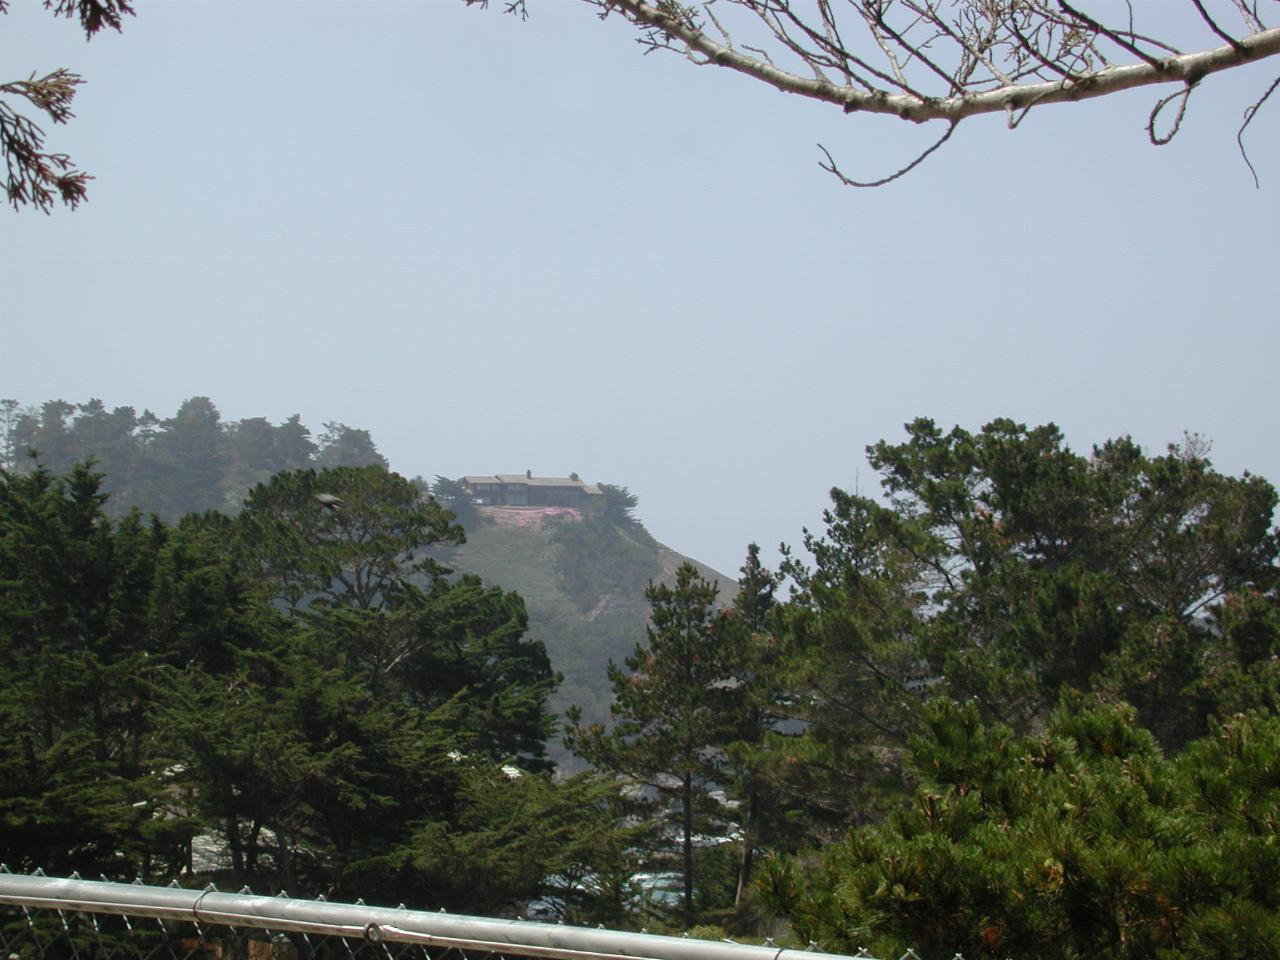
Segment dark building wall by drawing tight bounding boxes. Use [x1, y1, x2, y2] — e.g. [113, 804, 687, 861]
[529, 487, 584, 507]
[463, 477, 601, 508]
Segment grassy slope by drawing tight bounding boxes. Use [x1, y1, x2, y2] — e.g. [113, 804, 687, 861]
[450, 510, 738, 731]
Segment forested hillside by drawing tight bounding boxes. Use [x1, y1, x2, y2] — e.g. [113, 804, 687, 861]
[3, 404, 1278, 956]
[0, 396, 737, 731]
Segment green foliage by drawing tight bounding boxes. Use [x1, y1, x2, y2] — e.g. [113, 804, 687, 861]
[149, 397, 230, 516]
[546, 509, 661, 614]
[155, 636, 465, 898]
[224, 414, 317, 495]
[6, 411, 1276, 952]
[439, 516, 654, 751]
[568, 563, 738, 928]
[236, 464, 462, 612]
[379, 768, 647, 919]
[429, 474, 481, 529]
[2, 396, 389, 521]
[866, 420, 1276, 743]
[744, 418, 1277, 952]
[236, 465, 557, 769]
[599, 483, 632, 518]
[767, 419, 1279, 833]
[716, 545, 810, 914]
[0, 460, 606, 916]
[314, 421, 388, 470]
[0, 464, 168, 875]
[758, 699, 1280, 959]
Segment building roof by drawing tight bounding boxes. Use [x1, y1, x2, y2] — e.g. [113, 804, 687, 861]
[467, 474, 603, 493]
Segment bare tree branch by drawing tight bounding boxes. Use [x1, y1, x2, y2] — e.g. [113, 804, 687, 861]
[500, 0, 1278, 185]
[1147, 81, 1199, 145]
[1228, 0, 1265, 35]
[817, 119, 957, 187]
[592, 0, 1280, 125]
[1056, 0, 1165, 70]
[1189, 0, 1249, 53]
[1237, 72, 1280, 187]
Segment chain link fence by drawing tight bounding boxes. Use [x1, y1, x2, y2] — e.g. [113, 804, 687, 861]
[0, 871, 960, 960]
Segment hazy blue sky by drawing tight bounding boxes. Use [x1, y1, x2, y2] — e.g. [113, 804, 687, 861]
[3, 1, 1277, 577]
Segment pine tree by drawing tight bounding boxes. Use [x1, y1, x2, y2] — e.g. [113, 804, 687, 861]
[568, 563, 735, 928]
[0, 463, 162, 875]
[758, 698, 1280, 959]
[719, 544, 793, 910]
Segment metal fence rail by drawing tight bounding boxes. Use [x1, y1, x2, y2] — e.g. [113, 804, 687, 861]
[0, 873, 939, 960]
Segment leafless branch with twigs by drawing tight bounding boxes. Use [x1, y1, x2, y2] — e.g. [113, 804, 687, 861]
[475, 0, 1280, 186]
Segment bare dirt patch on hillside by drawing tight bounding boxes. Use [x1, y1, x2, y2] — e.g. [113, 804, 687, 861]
[480, 506, 583, 528]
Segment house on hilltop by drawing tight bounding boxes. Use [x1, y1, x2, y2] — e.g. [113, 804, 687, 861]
[462, 472, 604, 509]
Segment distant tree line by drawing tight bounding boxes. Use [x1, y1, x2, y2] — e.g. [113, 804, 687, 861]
[0, 397, 386, 520]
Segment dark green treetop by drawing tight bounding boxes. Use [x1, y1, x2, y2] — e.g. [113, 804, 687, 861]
[237, 464, 462, 612]
[758, 697, 1280, 959]
[0, 463, 165, 875]
[314, 421, 388, 469]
